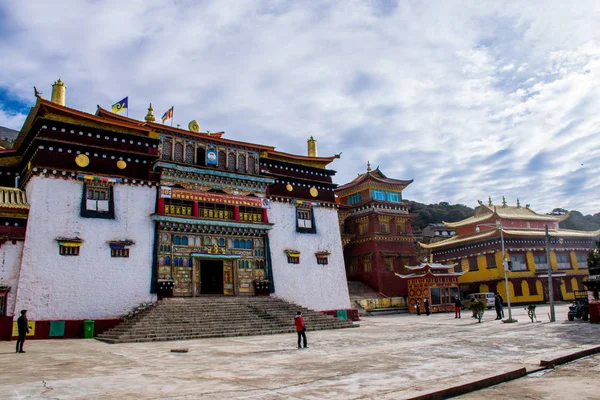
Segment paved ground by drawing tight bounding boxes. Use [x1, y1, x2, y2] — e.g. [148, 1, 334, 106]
[0, 304, 598, 400]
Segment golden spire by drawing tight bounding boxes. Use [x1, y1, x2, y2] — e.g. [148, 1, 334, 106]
[145, 103, 156, 122]
[367, 161, 371, 173]
[502, 196, 507, 207]
[51, 78, 66, 106]
[307, 136, 318, 157]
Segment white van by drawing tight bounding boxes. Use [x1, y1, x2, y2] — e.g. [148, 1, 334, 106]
[462, 293, 496, 309]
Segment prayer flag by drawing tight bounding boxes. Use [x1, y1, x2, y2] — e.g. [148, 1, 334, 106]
[111, 97, 128, 114]
[162, 106, 174, 123]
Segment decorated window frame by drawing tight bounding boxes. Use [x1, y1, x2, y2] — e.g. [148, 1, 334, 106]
[0, 286, 9, 317]
[315, 251, 330, 265]
[56, 237, 83, 256]
[109, 240, 134, 258]
[81, 181, 115, 219]
[296, 205, 316, 234]
[285, 249, 300, 264]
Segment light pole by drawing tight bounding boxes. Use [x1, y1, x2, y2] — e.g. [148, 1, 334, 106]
[476, 220, 517, 323]
[545, 225, 562, 323]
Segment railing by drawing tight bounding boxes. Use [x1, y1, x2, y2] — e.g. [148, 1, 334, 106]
[358, 297, 407, 310]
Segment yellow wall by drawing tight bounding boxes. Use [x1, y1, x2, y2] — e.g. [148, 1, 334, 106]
[458, 249, 586, 304]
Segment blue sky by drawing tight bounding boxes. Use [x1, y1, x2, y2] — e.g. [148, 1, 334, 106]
[1, 0, 599, 214]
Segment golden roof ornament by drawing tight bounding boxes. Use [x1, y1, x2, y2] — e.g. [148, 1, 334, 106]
[188, 120, 200, 132]
[367, 161, 371, 173]
[145, 103, 156, 122]
[502, 196, 507, 207]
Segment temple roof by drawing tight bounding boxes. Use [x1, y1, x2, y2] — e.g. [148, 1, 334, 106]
[443, 204, 569, 228]
[419, 227, 600, 250]
[335, 167, 413, 194]
[0, 187, 29, 218]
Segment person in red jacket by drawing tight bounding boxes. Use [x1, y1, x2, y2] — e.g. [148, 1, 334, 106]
[294, 311, 307, 349]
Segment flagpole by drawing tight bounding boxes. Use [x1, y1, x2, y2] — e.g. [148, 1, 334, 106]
[171, 107, 174, 127]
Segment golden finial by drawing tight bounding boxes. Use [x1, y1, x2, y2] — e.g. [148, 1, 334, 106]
[367, 161, 371, 173]
[145, 103, 156, 122]
[488, 196, 493, 206]
[307, 136, 318, 157]
[517, 198, 521, 208]
[51, 78, 66, 106]
[502, 196, 507, 207]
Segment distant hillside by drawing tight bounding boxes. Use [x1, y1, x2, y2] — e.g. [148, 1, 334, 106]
[0, 126, 18, 148]
[409, 201, 600, 233]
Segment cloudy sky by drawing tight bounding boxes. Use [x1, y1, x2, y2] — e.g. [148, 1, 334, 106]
[1, 1, 599, 214]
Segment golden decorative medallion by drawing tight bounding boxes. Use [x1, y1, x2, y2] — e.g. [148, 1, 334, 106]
[75, 154, 89, 167]
[117, 160, 127, 169]
[188, 120, 200, 132]
[286, 184, 293, 192]
[310, 187, 318, 197]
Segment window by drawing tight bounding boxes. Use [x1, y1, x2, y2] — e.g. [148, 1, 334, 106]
[174, 142, 184, 163]
[199, 202, 234, 220]
[576, 253, 587, 269]
[218, 150, 226, 168]
[359, 223, 369, 235]
[396, 223, 405, 234]
[0, 290, 7, 316]
[430, 287, 459, 305]
[556, 252, 571, 270]
[387, 192, 401, 202]
[379, 221, 389, 233]
[468, 257, 478, 271]
[237, 154, 246, 173]
[174, 236, 181, 245]
[350, 258, 358, 274]
[486, 254, 496, 269]
[348, 192, 362, 205]
[509, 253, 527, 271]
[371, 189, 386, 201]
[513, 279, 524, 296]
[111, 247, 129, 257]
[296, 206, 316, 233]
[185, 145, 194, 164]
[196, 147, 206, 165]
[82, 182, 114, 219]
[287, 256, 300, 264]
[529, 280, 538, 295]
[162, 139, 172, 160]
[363, 256, 372, 272]
[534, 254, 548, 270]
[59, 245, 80, 256]
[248, 156, 256, 174]
[166, 256, 171, 266]
[317, 257, 328, 265]
[164, 200, 193, 217]
[228, 153, 236, 171]
[181, 236, 189, 246]
[385, 257, 394, 272]
[219, 238, 225, 246]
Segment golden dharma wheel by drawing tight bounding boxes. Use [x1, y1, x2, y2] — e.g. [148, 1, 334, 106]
[75, 154, 89, 167]
[117, 160, 127, 169]
[286, 184, 293, 192]
[309, 187, 318, 197]
[188, 120, 200, 132]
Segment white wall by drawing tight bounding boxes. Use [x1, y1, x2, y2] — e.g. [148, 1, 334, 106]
[267, 202, 350, 310]
[0, 241, 24, 317]
[14, 175, 157, 321]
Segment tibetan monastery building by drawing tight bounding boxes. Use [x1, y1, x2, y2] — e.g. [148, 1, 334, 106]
[336, 164, 418, 297]
[0, 80, 350, 339]
[419, 198, 600, 305]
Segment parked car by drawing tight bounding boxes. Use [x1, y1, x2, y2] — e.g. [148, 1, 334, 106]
[462, 293, 495, 310]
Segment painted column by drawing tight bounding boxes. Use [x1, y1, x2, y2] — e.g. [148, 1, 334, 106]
[158, 197, 165, 214]
[234, 206, 240, 221]
[193, 201, 199, 217]
[262, 208, 268, 223]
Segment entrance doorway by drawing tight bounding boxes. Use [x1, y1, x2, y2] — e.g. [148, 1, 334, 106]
[200, 260, 224, 294]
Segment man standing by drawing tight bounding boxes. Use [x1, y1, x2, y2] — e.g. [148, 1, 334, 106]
[16, 310, 30, 353]
[415, 299, 421, 315]
[454, 296, 462, 319]
[494, 293, 504, 320]
[424, 298, 431, 316]
[294, 311, 307, 349]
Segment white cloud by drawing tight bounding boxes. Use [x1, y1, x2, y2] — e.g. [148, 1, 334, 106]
[1, 0, 599, 214]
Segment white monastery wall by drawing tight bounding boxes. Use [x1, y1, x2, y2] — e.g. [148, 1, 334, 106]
[14, 175, 157, 320]
[0, 241, 24, 317]
[267, 202, 350, 310]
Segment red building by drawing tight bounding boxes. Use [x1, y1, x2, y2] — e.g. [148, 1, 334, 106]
[336, 163, 418, 296]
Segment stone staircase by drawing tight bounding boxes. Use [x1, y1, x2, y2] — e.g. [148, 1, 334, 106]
[96, 296, 357, 344]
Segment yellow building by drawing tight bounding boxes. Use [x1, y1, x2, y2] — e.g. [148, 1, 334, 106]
[419, 199, 600, 304]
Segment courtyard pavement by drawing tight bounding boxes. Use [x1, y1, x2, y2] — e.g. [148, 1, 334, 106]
[0, 303, 598, 400]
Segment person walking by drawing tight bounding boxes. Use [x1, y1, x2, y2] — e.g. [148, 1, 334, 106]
[454, 296, 462, 318]
[495, 293, 504, 319]
[415, 300, 421, 315]
[294, 311, 307, 349]
[16, 310, 30, 353]
[424, 298, 430, 316]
